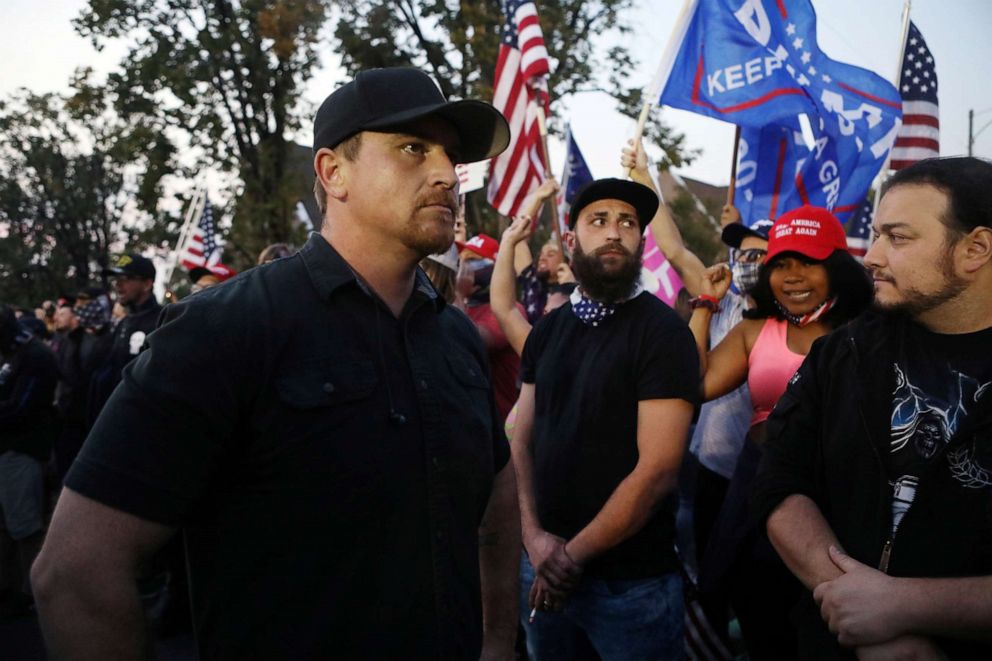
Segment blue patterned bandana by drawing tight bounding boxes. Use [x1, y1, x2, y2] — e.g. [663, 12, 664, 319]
[570, 282, 644, 327]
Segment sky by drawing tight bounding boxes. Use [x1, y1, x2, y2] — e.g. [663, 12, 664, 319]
[2, 0, 991, 194]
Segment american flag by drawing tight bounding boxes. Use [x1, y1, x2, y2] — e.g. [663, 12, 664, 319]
[890, 21, 939, 169]
[180, 197, 222, 269]
[487, 0, 551, 218]
[556, 126, 594, 235]
[845, 195, 873, 262]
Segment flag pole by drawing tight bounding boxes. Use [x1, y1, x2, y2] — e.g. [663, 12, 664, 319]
[536, 106, 565, 255]
[626, 0, 698, 178]
[727, 125, 742, 206]
[164, 183, 206, 288]
[871, 0, 912, 218]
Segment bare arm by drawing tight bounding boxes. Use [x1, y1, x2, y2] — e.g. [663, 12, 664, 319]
[31, 488, 176, 660]
[564, 398, 694, 565]
[513, 180, 559, 275]
[766, 493, 844, 590]
[493, 215, 535, 356]
[621, 139, 707, 296]
[814, 546, 992, 648]
[478, 461, 522, 659]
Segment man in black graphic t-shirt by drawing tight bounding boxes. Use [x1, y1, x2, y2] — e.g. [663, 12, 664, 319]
[753, 157, 992, 660]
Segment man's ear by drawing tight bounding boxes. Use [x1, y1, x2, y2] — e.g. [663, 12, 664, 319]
[314, 147, 348, 202]
[959, 226, 992, 274]
[564, 230, 576, 253]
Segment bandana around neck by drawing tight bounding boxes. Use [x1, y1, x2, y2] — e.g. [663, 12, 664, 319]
[570, 282, 644, 327]
[775, 296, 837, 327]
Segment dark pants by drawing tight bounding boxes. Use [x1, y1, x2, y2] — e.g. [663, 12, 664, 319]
[700, 437, 801, 660]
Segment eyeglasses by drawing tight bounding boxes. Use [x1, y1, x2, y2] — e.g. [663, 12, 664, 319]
[733, 248, 767, 264]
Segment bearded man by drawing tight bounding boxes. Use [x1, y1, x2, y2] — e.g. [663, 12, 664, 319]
[753, 156, 992, 659]
[512, 178, 699, 659]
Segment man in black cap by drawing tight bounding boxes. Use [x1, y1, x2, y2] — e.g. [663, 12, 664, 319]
[34, 67, 519, 660]
[87, 253, 160, 415]
[513, 178, 699, 659]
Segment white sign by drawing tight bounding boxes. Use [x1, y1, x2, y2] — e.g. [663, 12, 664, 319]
[455, 160, 489, 194]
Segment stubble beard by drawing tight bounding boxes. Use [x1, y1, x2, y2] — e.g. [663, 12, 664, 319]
[571, 238, 644, 303]
[872, 248, 968, 318]
[402, 192, 459, 257]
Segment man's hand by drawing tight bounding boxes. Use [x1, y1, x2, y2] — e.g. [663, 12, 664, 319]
[621, 138, 649, 174]
[501, 214, 533, 249]
[524, 529, 581, 593]
[814, 545, 908, 647]
[855, 634, 948, 660]
[719, 204, 741, 227]
[699, 263, 732, 301]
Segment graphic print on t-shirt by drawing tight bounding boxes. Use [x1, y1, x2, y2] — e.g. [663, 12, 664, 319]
[888, 359, 992, 534]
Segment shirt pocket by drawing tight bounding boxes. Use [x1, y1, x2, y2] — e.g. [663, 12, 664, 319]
[275, 358, 377, 409]
[440, 352, 497, 497]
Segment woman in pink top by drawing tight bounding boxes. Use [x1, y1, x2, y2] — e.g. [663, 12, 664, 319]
[687, 206, 872, 659]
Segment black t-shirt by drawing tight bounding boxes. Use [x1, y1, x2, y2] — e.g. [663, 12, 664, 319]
[66, 234, 510, 660]
[886, 321, 992, 535]
[520, 291, 699, 579]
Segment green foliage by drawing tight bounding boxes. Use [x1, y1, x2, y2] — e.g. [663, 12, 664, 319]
[667, 190, 726, 266]
[0, 75, 177, 308]
[74, 0, 326, 268]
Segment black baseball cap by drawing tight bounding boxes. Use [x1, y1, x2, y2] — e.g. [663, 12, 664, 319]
[101, 253, 156, 280]
[313, 68, 510, 164]
[569, 178, 659, 230]
[721, 218, 774, 248]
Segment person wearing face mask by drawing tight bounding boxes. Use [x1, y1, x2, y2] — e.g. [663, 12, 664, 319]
[689, 205, 872, 659]
[622, 139, 770, 645]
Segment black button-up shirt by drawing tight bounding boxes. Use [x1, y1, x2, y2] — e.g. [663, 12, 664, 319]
[67, 233, 509, 659]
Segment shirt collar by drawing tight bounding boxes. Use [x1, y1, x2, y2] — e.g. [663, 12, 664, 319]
[300, 232, 444, 312]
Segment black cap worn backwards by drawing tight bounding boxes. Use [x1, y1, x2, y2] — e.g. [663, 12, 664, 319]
[312, 68, 510, 164]
[721, 218, 774, 248]
[568, 178, 660, 230]
[101, 253, 156, 280]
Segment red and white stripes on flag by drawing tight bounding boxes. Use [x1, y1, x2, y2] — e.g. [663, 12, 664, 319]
[180, 197, 222, 270]
[487, 0, 551, 218]
[890, 21, 939, 170]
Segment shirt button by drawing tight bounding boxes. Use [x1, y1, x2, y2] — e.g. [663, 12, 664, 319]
[435, 531, 444, 541]
[322, 382, 335, 393]
[418, 379, 428, 391]
[432, 456, 441, 469]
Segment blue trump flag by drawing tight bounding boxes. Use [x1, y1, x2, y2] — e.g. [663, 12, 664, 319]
[659, 0, 902, 222]
[556, 126, 595, 233]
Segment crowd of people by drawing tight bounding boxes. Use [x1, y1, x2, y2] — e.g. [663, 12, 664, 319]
[2, 66, 991, 661]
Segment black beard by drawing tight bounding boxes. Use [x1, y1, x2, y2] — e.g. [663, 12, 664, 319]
[570, 239, 643, 303]
[870, 250, 967, 318]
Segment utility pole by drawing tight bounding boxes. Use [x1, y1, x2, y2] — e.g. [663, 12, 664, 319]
[969, 109, 974, 157]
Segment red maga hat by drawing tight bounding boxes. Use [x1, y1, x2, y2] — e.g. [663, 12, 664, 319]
[456, 234, 499, 261]
[765, 205, 848, 263]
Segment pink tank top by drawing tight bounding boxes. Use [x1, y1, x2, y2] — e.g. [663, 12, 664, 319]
[747, 318, 807, 427]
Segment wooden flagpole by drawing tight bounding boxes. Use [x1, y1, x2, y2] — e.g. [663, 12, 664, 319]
[727, 125, 742, 206]
[625, 0, 698, 179]
[536, 106, 565, 255]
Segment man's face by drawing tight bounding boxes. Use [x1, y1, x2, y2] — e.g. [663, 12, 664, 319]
[536, 243, 565, 282]
[334, 116, 461, 258]
[113, 275, 152, 307]
[567, 199, 644, 302]
[866, 184, 967, 322]
[53, 307, 78, 332]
